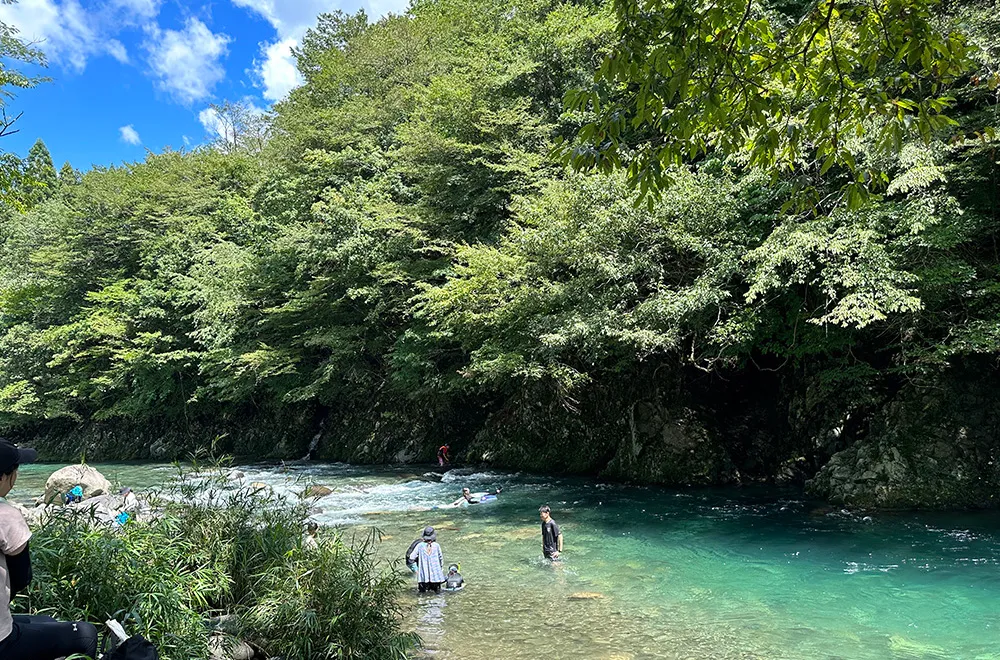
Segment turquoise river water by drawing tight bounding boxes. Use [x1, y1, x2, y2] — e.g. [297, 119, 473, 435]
[14, 462, 1000, 659]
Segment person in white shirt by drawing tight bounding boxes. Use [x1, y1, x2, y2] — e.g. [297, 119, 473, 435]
[0, 438, 98, 660]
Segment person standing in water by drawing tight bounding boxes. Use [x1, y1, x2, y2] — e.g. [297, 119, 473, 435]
[408, 526, 445, 592]
[437, 444, 450, 467]
[539, 505, 562, 559]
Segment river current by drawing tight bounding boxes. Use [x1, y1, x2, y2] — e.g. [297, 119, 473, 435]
[15, 462, 1000, 659]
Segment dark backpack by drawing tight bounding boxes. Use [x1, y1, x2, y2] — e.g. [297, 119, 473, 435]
[405, 538, 421, 567]
[103, 635, 159, 660]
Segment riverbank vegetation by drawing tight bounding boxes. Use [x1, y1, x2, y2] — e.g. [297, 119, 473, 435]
[0, 0, 998, 508]
[17, 468, 416, 659]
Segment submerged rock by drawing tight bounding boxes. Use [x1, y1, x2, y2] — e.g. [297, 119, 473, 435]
[43, 465, 112, 504]
[246, 482, 271, 495]
[301, 485, 333, 498]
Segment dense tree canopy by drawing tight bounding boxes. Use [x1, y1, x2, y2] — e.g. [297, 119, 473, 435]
[560, 0, 982, 204]
[0, 0, 998, 505]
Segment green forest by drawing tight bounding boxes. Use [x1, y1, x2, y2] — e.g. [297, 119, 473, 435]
[1, 0, 998, 508]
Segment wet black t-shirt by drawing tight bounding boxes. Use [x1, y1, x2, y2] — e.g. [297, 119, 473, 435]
[541, 519, 561, 556]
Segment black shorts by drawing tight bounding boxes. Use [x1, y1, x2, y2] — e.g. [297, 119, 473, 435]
[418, 581, 442, 593]
[0, 615, 98, 660]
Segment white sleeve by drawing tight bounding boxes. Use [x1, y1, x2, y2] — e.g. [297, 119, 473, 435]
[0, 504, 31, 555]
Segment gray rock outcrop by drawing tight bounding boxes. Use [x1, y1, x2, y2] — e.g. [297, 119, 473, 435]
[43, 465, 112, 504]
[808, 370, 1000, 509]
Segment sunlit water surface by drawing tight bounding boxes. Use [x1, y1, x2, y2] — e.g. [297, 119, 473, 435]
[15, 462, 1000, 659]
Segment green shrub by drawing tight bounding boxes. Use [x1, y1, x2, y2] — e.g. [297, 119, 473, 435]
[242, 529, 419, 659]
[14, 467, 418, 660]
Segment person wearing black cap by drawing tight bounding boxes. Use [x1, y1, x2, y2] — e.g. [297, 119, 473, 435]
[0, 438, 98, 659]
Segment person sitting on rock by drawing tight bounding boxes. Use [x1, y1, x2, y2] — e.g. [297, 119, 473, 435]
[303, 521, 320, 551]
[63, 485, 83, 505]
[0, 438, 99, 660]
[119, 487, 138, 512]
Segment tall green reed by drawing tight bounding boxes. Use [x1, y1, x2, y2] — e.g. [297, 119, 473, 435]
[15, 462, 418, 659]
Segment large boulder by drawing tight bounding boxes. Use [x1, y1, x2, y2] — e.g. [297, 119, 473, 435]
[209, 634, 255, 660]
[43, 465, 112, 505]
[64, 493, 121, 524]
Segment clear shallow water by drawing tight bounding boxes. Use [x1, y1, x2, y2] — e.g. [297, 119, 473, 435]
[14, 462, 1000, 659]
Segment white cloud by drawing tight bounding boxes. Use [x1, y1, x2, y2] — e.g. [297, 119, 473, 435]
[183, 135, 191, 147]
[198, 98, 267, 144]
[0, 0, 95, 71]
[107, 39, 128, 63]
[119, 124, 141, 145]
[111, 0, 161, 20]
[0, 0, 159, 71]
[144, 19, 231, 105]
[258, 39, 302, 102]
[229, 1, 325, 38]
[229, 0, 409, 101]
[198, 107, 225, 140]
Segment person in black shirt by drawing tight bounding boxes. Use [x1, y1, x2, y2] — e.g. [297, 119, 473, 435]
[539, 505, 562, 559]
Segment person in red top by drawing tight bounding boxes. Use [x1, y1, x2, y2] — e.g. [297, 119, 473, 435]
[437, 444, 450, 467]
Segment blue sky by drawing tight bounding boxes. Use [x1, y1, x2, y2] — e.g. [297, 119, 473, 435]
[0, 0, 408, 171]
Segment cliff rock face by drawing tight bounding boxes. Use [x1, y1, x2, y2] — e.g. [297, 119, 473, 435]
[601, 403, 732, 485]
[19, 405, 319, 463]
[461, 377, 740, 486]
[18, 358, 1000, 510]
[808, 367, 1000, 509]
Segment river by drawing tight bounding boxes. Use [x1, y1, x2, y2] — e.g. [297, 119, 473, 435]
[15, 462, 1000, 659]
